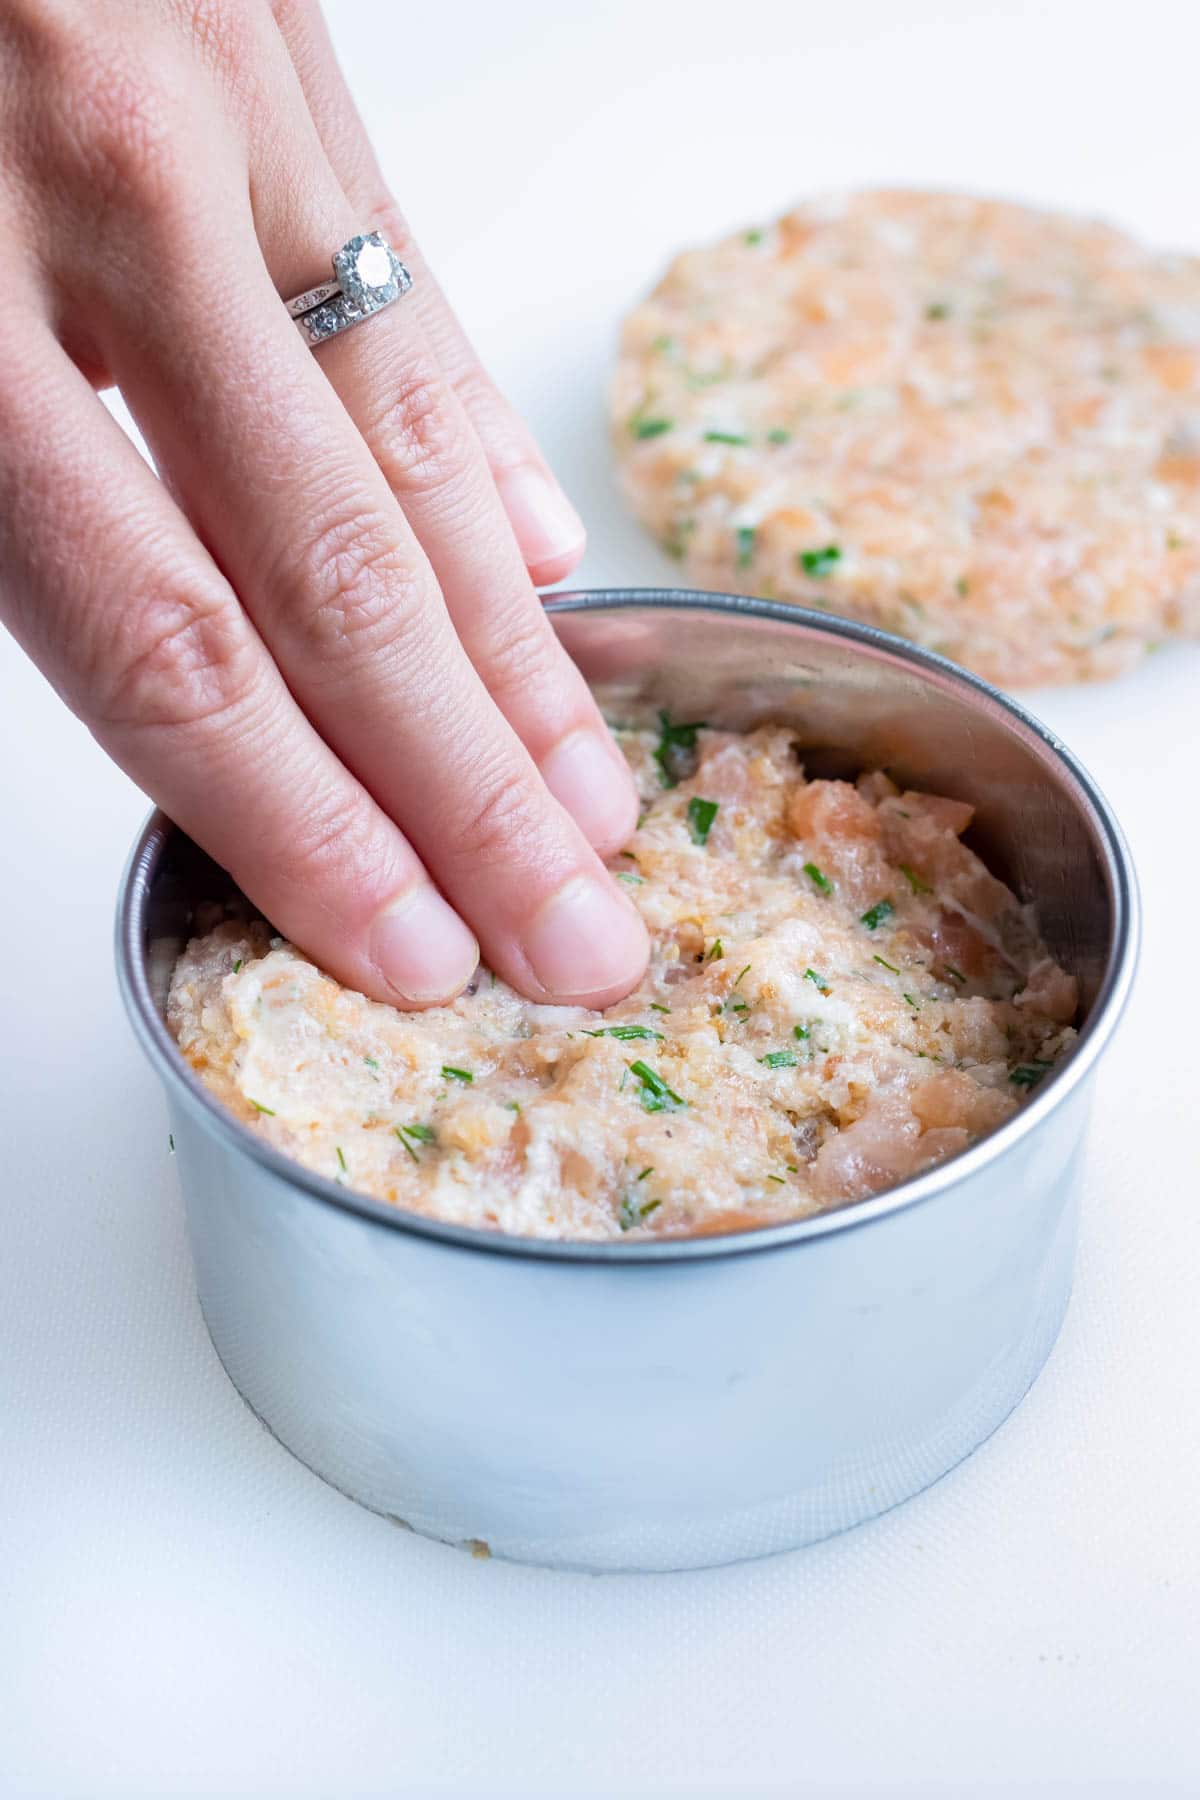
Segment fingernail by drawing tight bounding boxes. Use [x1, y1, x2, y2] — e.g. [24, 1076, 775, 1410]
[496, 466, 586, 576]
[540, 730, 638, 851]
[370, 885, 479, 1004]
[523, 875, 648, 1002]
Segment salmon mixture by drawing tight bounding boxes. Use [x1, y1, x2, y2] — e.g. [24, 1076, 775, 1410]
[612, 190, 1200, 686]
[168, 723, 1078, 1240]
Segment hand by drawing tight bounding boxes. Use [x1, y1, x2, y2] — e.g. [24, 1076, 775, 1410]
[0, 0, 648, 1007]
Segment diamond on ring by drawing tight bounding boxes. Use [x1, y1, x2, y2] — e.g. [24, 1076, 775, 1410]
[285, 231, 413, 348]
[335, 232, 411, 309]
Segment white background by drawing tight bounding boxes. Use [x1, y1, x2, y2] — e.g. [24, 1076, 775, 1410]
[2, 3, 1197, 1794]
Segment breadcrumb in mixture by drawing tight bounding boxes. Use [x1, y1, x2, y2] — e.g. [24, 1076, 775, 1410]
[168, 723, 1077, 1239]
[612, 190, 1200, 685]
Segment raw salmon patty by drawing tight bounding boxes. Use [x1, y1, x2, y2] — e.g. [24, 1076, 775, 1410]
[168, 722, 1076, 1240]
[612, 190, 1200, 685]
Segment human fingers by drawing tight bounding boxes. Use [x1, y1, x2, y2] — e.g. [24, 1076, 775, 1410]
[256, 167, 635, 856]
[100, 180, 646, 1005]
[0, 329, 479, 1007]
[271, 0, 590, 585]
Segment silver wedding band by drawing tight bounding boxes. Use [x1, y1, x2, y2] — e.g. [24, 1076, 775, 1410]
[285, 231, 413, 348]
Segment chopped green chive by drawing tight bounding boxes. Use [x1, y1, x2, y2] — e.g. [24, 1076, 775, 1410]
[583, 1025, 665, 1042]
[648, 1002, 670, 1014]
[232, 959, 243, 974]
[793, 1024, 810, 1040]
[687, 796, 719, 845]
[955, 576, 970, 598]
[705, 429, 750, 446]
[336, 1146, 347, 1173]
[632, 416, 673, 439]
[874, 954, 901, 975]
[744, 228, 764, 245]
[394, 1129, 419, 1164]
[899, 863, 931, 894]
[767, 1174, 786, 1185]
[1011, 1060, 1052, 1088]
[505, 1101, 521, 1114]
[629, 1060, 685, 1113]
[706, 938, 724, 962]
[903, 993, 921, 1009]
[734, 964, 752, 988]
[637, 1166, 654, 1181]
[804, 861, 833, 896]
[804, 968, 831, 995]
[401, 1123, 436, 1143]
[363, 1056, 379, 1071]
[767, 428, 792, 444]
[860, 899, 894, 930]
[943, 965, 966, 986]
[925, 301, 951, 321]
[799, 544, 842, 578]
[662, 516, 697, 560]
[617, 870, 644, 885]
[441, 1065, 473, 1084]
[249, 1099, 275, 1116]
[619, 1191, 663, 1230]
[654, 709, 705, 787]
[168, 1134, 175, 1153]
[760, 1050, 797, 1068]
[735, 525, 757, 568]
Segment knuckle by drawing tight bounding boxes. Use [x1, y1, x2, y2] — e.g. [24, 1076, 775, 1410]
[94, 582, 256, 736]
[61, 51, 186, 210]
[179, 0, 270, 118]
[477, 604, 562, 705]
[288, 506, 425, 659]
[272, 787, 384, 898]
[449, 755, 550, 870]
[182, 0, 259, 74]
[369, 358, 476, 501]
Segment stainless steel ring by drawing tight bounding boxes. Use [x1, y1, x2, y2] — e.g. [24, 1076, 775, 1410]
[285, 231, 413, 349]
[116, 590, 1139, 1572]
